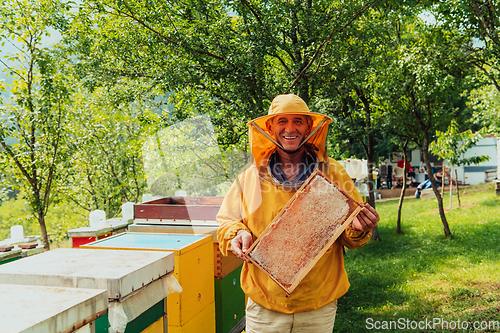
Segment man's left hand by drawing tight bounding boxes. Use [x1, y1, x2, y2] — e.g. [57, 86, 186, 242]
[352, 203, 379, 232]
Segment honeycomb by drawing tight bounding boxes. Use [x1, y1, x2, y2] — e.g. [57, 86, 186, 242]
[247, 172, 358, 290]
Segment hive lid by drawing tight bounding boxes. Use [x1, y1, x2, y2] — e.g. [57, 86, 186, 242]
[0, 248, 175, 300]
[133, 196, 223, 221]
[67, 220, 129, 237]
[66, 225, 113, 236]
[82, 232, 212, 255]
[245, 169, 363, 294]
[0, 283, 108, 333]
[128, 224, 219, 242]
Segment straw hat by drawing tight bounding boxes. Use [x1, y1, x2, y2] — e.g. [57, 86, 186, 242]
[247, 94, 332, 167]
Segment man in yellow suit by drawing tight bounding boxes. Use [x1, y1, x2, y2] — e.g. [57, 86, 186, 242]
[217, 94, 379, 332]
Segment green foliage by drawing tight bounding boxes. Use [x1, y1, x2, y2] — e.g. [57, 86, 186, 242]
[63, 0, 375, 146]
[0, 0, 74, 249]
[64, 80, 153, 217]
[60, 0, 487, 167]
[0, 194, 87, 243]
[336, 183, 500, 332]
[0, 197, 37, 240]
[433, 1, 500, 94]
[469, 84, 500, 134]
[376, 18, 477, 148]
[430, 120, 490, 167]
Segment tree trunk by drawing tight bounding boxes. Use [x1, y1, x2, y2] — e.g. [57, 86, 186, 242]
[33, 188, 51, 251]
[34, 194, 50, 251]
[367, 157, 381, 241]
[396, 140, 409, 234]
[421, 145, 452, 237]
[355, 87, 380, 241]
[455, 169, 461, 207]
[38, 215, 51, 251]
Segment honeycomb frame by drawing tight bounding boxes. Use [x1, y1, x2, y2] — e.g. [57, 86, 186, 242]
[244, 169, 363, 294]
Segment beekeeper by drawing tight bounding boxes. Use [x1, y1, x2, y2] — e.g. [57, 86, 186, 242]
[217, 94, 379, 333]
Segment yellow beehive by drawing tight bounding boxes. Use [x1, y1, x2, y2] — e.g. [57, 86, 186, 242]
[168, 301, 216, 333]
[167, 235, 214, 328]
[82, 233, 215, 332]
[142, 317, 164, 333]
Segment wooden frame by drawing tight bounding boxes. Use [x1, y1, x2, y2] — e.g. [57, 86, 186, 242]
[244, 169, 363, 294]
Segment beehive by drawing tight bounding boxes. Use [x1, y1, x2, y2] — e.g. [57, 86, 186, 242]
[82, 232, 215, 333]
[245, 169, 363, 294]
[129, 196, 246, 333]
[0, 248, 175, 333]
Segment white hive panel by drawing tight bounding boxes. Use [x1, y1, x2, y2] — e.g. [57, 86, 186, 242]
[0, 248, 175, 300]
[0, 284, 107, 333]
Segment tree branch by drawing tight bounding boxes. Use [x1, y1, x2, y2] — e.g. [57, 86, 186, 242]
[239, 0, 292, 74]
[115, 0, 227, 62]
[0, 59, 27, 84]
[0, 138, 37, 190]
[42, 97, 64, 216]
[240, 0, 263, 25]
[469, 0, 500, 48]
[476, 61, 500, 92]
[286, 1, 374, 92]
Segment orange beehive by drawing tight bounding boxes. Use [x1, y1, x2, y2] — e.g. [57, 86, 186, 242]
[245, 169, 363, 294]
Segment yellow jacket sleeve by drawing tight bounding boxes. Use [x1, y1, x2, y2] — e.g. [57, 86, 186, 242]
[327, 158, 372, 249]
[216, 173, 251, 257]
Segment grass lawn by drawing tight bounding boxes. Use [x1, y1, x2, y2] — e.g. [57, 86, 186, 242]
[335, 182, 500, 332]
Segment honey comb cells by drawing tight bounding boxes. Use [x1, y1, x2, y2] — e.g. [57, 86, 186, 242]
[245, 170, 362, 294]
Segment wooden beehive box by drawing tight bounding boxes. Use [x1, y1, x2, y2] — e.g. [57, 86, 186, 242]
[132, 196, 244, 280]
[245, 169, 363, 294]
[134, 196, 223, 220]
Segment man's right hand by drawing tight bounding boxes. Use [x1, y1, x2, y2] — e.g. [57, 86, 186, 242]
[231, 229, 253, 263]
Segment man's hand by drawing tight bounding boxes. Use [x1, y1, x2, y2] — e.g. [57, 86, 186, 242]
[352, 203, 380, 232]
[231, 229, 253, 263]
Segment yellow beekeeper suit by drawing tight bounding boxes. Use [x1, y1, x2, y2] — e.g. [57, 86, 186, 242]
[216, 94, 372, 313]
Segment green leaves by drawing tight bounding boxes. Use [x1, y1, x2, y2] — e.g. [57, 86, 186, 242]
[63, 80, 153, 216]
[433, 1, 500, 95]
[1, 0, 498, 244]
[0, 0, 75, 250]
[63, 0, 374, 136]
[469, 83, 500, 134]
[430, 120, 490, 167]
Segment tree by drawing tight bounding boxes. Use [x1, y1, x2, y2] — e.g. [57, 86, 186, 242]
[430, 120, 490, 207]
[0, 0, 72, 250]
[313, 5, 415, 240]
[435, 1, 500, 93]
[377, 17, 478, 238]
[64, 80, 153, 218]
[63, 0, 375, 150]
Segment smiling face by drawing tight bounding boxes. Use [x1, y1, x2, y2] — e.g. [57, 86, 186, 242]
[267, 114, 312, 152]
